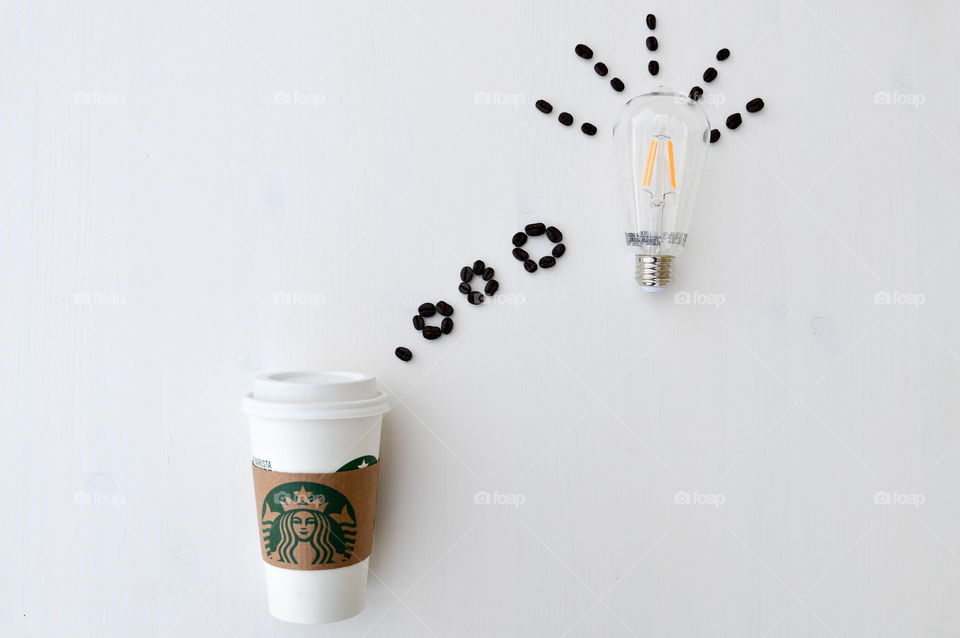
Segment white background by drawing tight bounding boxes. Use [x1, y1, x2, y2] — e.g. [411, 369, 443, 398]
[3, 0, 959, 636]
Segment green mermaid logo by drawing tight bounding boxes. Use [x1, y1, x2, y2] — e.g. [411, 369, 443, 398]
[260, 483, 357, 566]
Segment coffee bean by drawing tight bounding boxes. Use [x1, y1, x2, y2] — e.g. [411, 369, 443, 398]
[512, 247, 529, 261]
[436, 300, 454, 316]
[610, 77, 625, 92]
[575, 43, 593, 59]
[558, 112, 574, 126]
[689, 86, 703, 101]
[525, 223, 546, 236]
[468, 291, 484, 305]
[472, 260, 485, 275]
[440, 317, 454, 334]
[716, 48, 730, 61]
[512, 232, 527, 247]
[395, 346, 412, 362]
[413, 315, 425, 330]
[581, 122, 597, 136]
[546, 226, 563, 243]
[709, 128, 721, 143]
[539, 255, 557, 268]
[552, 243, 566, 258]
[458, 282, 472, 294]
[484, 279, 499, 295]
[460, 266, 473, 282]
[594, 62, 608, 77]
[746, 97, 764, 113]
[418, 302, 436, 317]
[703, 67, 717, 83]
[535, 99, 553, 114]
[725, 112, 742, 129]
[648, 60, 659, 76]
[482, 267, 495, 281]
[422, 325, 441, 340]
[646, 36, 658, 51]
[524, 259, 538, 273]
[646, 13, 656, 29]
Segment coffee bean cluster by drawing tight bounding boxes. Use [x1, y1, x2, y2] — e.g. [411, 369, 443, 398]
[512, 223, 565, 273]
[575, 43, 625, 96]
[459, 260, 498, 305]
[412, 299, 455, 342]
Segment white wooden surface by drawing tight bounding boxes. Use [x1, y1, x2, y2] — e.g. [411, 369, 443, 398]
[2, 1, 959, 636]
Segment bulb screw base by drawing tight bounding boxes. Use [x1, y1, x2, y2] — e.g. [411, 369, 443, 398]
[635, 255, 673, 290]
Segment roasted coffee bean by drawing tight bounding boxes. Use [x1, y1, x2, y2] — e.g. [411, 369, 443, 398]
[436, 300, 454, 316]
[412, 315, 425, 330]
[546, 226, 563, 243]
[646, 13, 656, 29]
[422, 325, 441, 340]
[512, 247, 529, 261]
[395, 346, 413, 362]
[581, 122, 597, 136]
[594, 62, 608, 77]
[484, 279, 499, 295]
[418, 302, 436, 317]
[458, 282, 472, 294]
[440, 317, 454, 334]
[472, 260, 485, 275]
[525, 222, 546, 236]
[610, 77, 625, 92]
[703, 67, 717, 83]
[468, 291, 484, 305]
[524, 259, 538, 273]
[648, 60, 659, 76]
[575, 43, 593, 59]
[482, 267, 495, 281]
[552, 243, 566, 258]
[539, 255, 557, 268]
[646, 36, 658, 51]
[716, 48, 730, 61]
[709, 128, 721, 143]
[745, 97, 765, 113]
[689, 86, 703, 101]
[512, 232, 527, 247]
[460, 266, 473, 282]
[725, 112, 742, 129]
[558, 112, 574, 126]
[535, 99, 553, 114]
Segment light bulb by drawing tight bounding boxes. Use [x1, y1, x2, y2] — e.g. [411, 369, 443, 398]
[614, 89, 711, 291]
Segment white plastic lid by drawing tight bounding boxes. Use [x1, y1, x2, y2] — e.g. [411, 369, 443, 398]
[241, 371, 390, 420]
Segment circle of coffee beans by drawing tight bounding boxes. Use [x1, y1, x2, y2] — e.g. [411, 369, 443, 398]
[458, 260, 498, 304]
[412, 299, 455, 340]
[512, 223, 566, 273]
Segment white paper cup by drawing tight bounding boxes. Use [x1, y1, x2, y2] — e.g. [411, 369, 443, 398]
[242, 371, 390, 624]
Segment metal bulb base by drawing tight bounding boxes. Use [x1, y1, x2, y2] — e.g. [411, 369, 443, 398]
[635, 255, 673, 291]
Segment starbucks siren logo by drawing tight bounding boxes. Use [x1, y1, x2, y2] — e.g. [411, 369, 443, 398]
[260, 482, 358, 566]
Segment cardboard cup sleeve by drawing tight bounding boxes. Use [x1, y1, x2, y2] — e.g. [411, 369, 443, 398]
[252, 461, 380, 571]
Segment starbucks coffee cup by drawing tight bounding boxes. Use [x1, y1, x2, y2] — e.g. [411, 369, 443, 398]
[242, 371, 390, 624]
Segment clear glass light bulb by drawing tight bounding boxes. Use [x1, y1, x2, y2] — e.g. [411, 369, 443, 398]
[614, 89, 711, 291]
